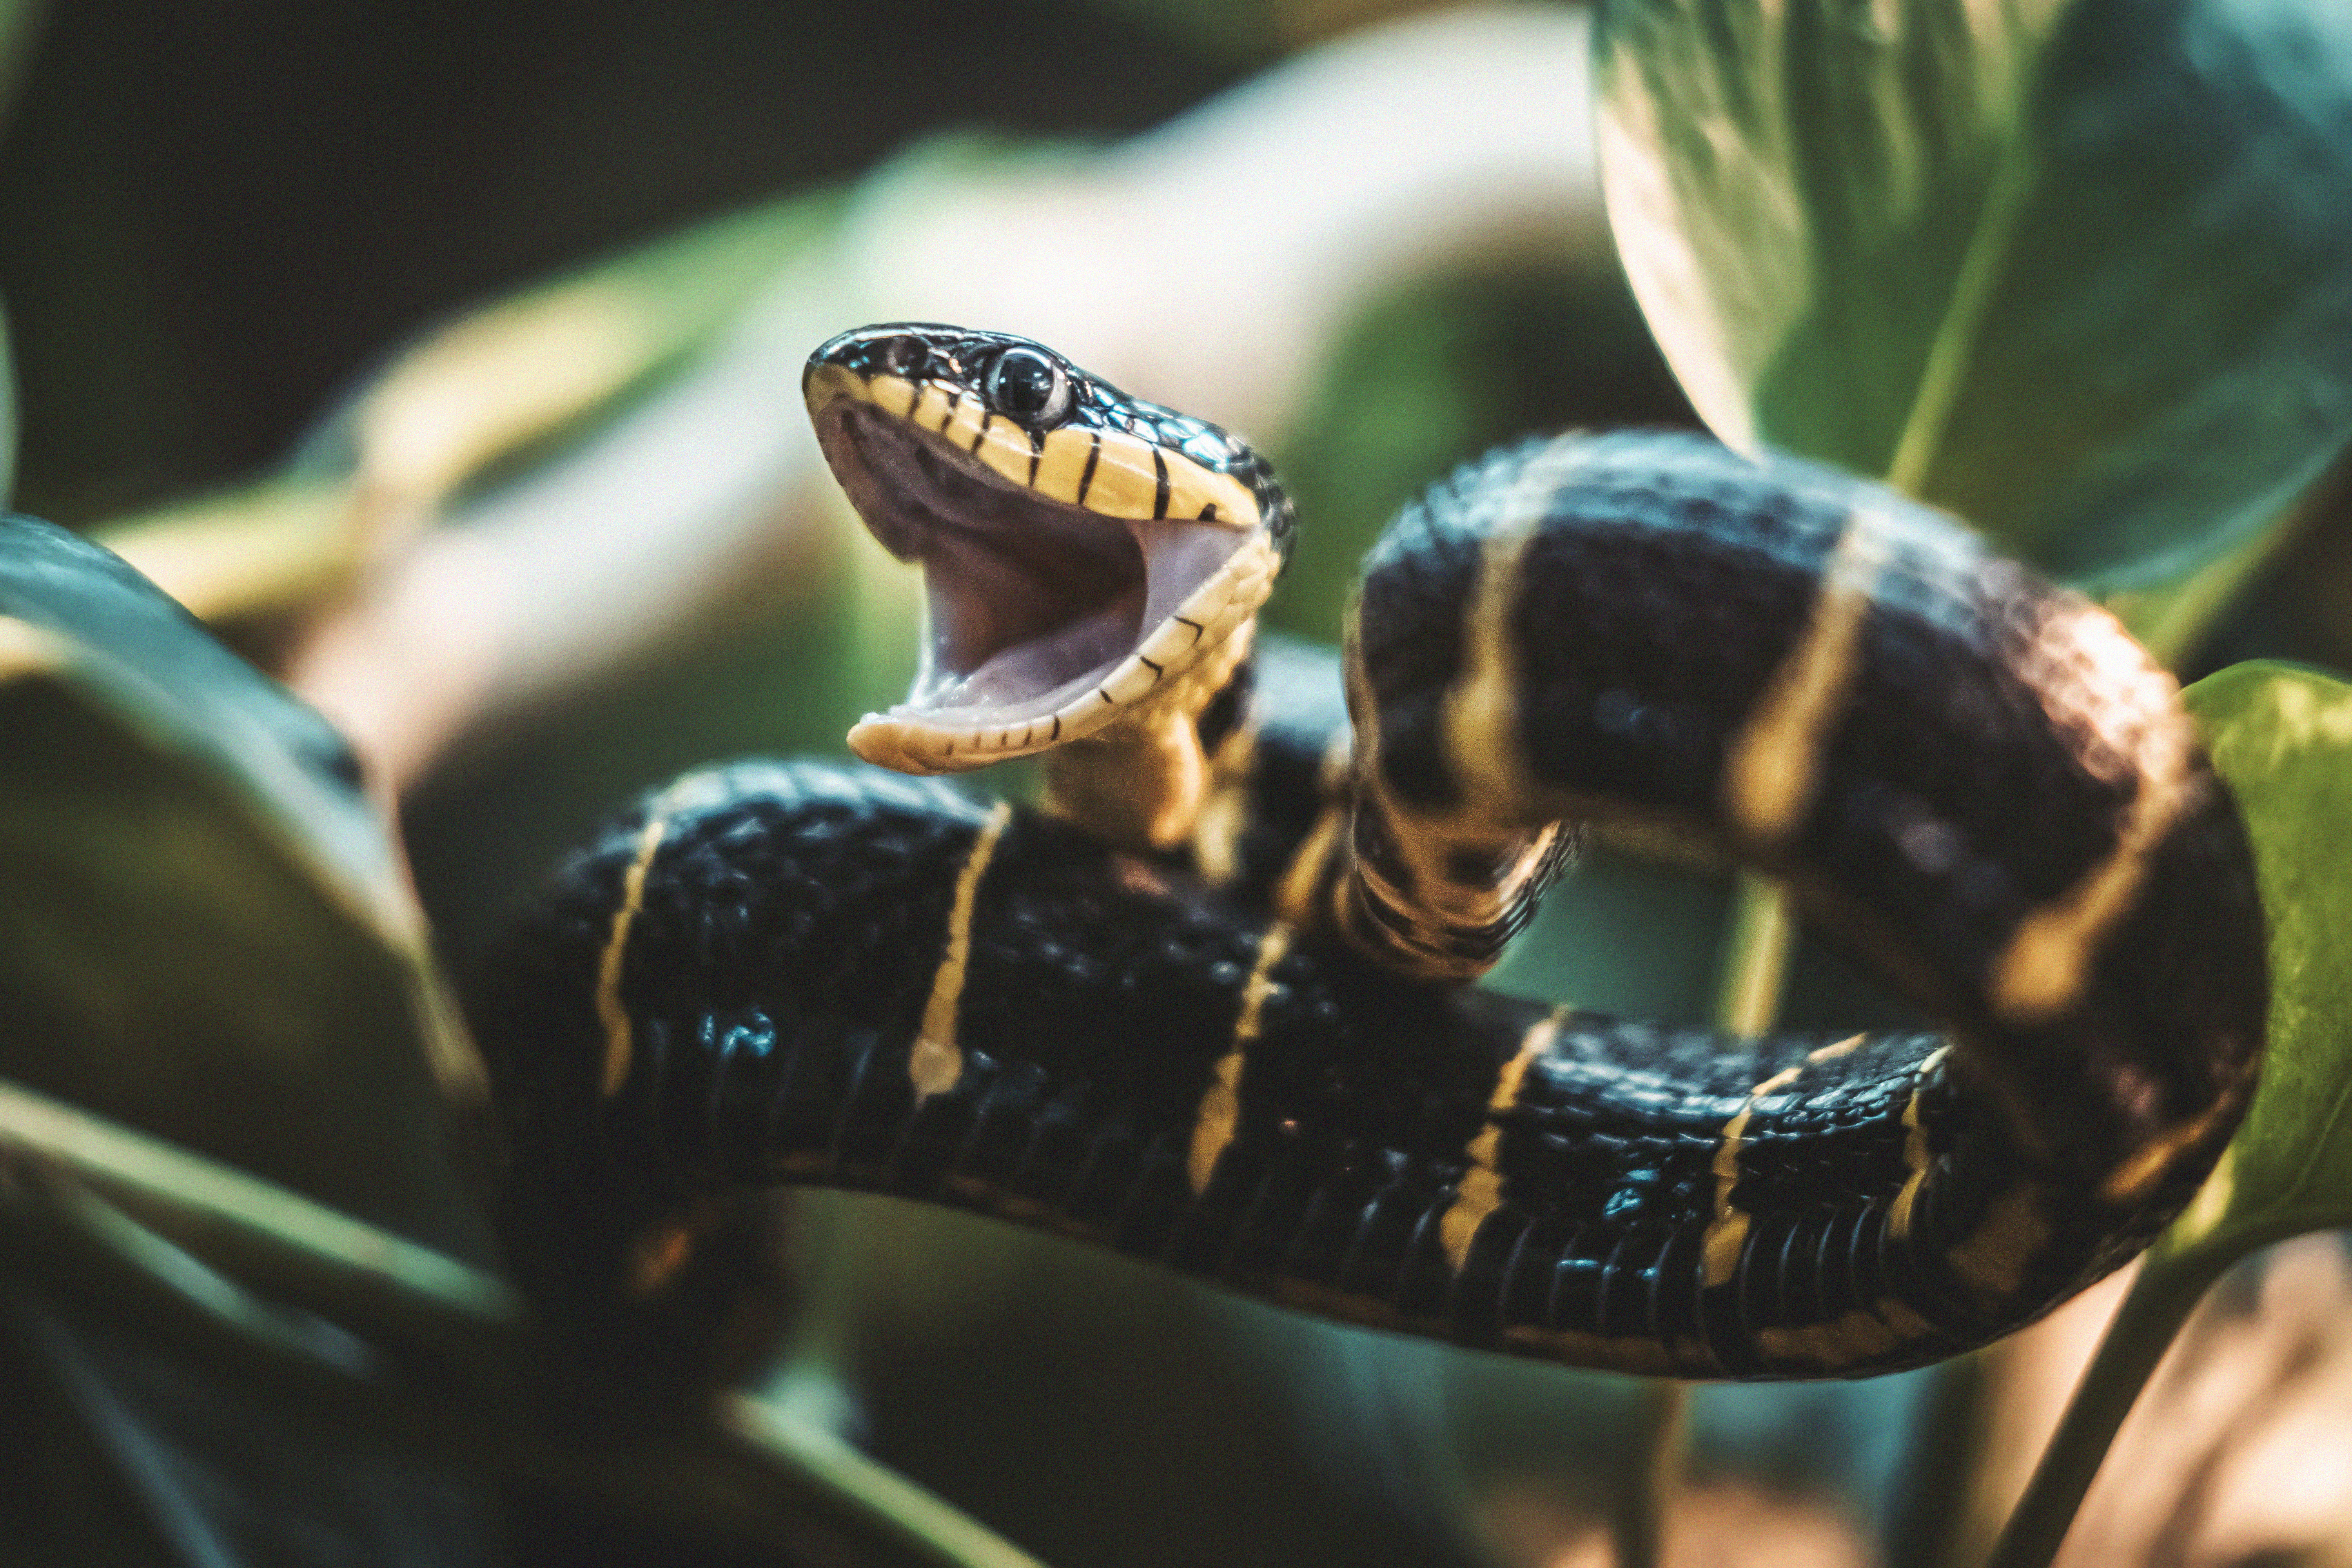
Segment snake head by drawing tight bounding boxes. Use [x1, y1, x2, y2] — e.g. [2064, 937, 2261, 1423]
[804, 323, 1290, 777]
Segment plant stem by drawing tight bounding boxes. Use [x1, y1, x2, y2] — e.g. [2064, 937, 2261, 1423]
[1611, 872, 1798, 1567]
[0, 1076, 516, 1337]
[1981, 1252, 2221, 1568]
[731, 1396, 1051, 1568]
[1881, 1354, 1995, 1568]
[1715, 871, 1795, 1038]
[1611, 1380, 1689, 1568]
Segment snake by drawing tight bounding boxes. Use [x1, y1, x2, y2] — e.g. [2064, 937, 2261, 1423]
[470, 323, 2268, 1383]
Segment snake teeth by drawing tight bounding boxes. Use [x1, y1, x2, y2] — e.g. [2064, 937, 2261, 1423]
[841, 517, 1274, 776]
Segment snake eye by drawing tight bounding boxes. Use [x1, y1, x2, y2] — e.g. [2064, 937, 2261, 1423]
[985, 347, 1072, 427]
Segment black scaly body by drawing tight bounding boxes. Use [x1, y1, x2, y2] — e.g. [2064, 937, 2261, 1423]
[474, 371, 2267, 1383]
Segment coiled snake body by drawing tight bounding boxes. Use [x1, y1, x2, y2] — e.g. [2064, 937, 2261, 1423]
[472, 325, 2267, 1382]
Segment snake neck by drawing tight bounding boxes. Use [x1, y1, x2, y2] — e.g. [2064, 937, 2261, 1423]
[1041, 717, 1209, 851]
[1039, 620, 1257, 852]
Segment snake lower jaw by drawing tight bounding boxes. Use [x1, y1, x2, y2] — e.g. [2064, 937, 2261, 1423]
[846, 528, 1278, 781]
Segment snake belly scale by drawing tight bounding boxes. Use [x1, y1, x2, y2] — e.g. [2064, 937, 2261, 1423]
[472, 325, 2267, 1381]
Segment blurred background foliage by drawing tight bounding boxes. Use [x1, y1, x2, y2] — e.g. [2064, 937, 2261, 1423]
[1, 0, 2350, 1565]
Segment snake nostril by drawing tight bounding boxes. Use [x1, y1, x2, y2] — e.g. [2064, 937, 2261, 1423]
[877, 335, 928, 378]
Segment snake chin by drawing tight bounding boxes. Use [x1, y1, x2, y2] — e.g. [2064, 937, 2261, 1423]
[820, 403, 1250, 730]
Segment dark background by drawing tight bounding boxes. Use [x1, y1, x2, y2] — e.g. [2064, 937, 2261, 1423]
[0, 0, 1245, 523]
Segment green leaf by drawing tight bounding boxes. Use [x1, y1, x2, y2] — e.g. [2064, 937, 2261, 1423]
[1985, 660, 2352, 1568]
[0, 515, 488, 1258]
[1593, 0, 2352, 595]
[0, 1074, 1049, 1568]
[2154, 661, 2352, 1263]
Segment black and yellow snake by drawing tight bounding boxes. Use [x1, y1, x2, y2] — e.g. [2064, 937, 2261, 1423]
[471, 324, 2267, 1383]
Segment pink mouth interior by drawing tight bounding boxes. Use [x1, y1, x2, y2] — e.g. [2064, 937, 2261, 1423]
[818, 404, 1242, 725]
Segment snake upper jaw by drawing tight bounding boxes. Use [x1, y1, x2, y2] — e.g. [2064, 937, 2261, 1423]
[813, 396, 1276, 777]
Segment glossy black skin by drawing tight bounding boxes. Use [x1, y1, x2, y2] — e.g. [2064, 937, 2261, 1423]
[475, 428, 2267, 1383]
[1191, 630, 1353, 903]
[1350, 435, 2265, 1171]
[481, 758, 1959, 1381]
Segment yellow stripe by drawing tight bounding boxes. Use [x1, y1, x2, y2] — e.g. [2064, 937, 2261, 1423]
[1807, 1032, 1867, 1065]
[973, 416, 1037, 487]
[1184, 795, 1342, 1193]
[1722, 508, 1887, 845]
[910, 801, 1014, 1099]
[1339, 452, 1589, 985]
[807, 363, 1245, 530]
[1499, 1321, 1679, 1376]
[595, 809, 675, 1098]
[1697, 1034, 1870, 1287]
[866, 373, 917, 418]
[1032, 425, 1096, 504]
[1991, 732, 2197, 1024]
[1441, 440, 1596, 814]
[1439, 1006, 1569, 1269]
[1886, 1044, 1953, 1239]
[626, 1223, 697, 1297]
[1442, 525, 1543, 812]
[1945, 1181, 2050, 1300]
[1699, 1053, 1833, 1288]
[1187, 924, 1291, 1192]
[909, 380, 957, 432]
[1080, 428, 1162, 520]
[941, 388, 988, 450]
[2097, 1089, 2242, 1205]
[1187, 716, 1261, 887]
[1755, 1298, 1937, 1368]
[1160, 448, 1256, 527]
[1273, 802, 1347, 925]
[800, 362, 864, 415]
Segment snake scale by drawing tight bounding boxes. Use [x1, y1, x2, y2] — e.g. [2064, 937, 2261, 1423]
[470, 324, 2267, 1384]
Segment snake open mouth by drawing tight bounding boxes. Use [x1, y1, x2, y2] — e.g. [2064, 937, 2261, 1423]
[817, 400, 1259, 744]
[800, 327, 1285, 775]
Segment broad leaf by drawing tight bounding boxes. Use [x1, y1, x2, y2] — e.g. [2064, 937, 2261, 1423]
[1983, 660, 2352, 1568]
[1593, 0, 2352, 596]
[0, 515, 486, 1257]
[2157, 661, 2352, 1264]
